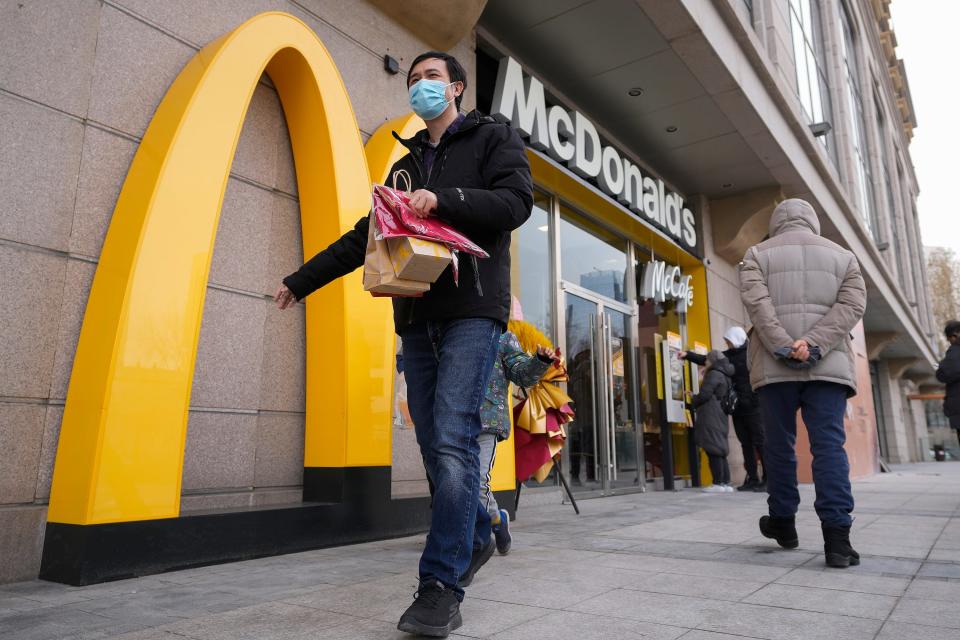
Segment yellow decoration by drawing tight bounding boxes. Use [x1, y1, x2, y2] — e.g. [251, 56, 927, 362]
[513, 353, 574, 484]
[513, 365, 573, 436]
[508, 319, 553, 353]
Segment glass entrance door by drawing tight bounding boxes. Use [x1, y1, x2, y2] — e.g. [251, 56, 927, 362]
[562, 285, 639, 494]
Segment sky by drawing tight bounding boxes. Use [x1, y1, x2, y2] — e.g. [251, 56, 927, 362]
[890, 2, 960, 255]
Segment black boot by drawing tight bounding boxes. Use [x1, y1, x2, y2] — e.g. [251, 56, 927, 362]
[822, 524, 860, 568]
[457, 535, 495, 588]
[737, 477, 758, 491]
[759, 515, 799, 549]
[397, 580, 462, 637]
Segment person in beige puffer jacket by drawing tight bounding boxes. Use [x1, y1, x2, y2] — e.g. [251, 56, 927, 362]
[739, 198, 866, 569]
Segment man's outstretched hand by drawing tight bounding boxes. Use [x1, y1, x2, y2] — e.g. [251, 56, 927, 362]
[275, 283, 296, 310]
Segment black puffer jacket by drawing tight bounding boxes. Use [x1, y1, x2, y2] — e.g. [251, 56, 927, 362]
[686, 345, 759, 415]
[692, 359, 735, 457]
[937, 343, 960, 418]
[283, 110, 533, 332]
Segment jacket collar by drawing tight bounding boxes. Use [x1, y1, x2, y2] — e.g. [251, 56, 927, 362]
[392, 110, 492, 152]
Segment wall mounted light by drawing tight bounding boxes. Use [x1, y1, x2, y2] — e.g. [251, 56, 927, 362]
[809, 121, 832, 137]
[384, 54, 400, 75]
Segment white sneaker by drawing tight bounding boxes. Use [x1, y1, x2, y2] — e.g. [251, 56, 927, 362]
[701, 485, 726, 493]
[723, 485, 735, 493]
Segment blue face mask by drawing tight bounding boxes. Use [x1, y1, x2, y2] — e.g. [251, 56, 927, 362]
[409, 79, 456, 121]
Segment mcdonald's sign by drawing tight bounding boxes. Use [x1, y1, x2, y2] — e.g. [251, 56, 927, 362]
[40, 12, 516, 586]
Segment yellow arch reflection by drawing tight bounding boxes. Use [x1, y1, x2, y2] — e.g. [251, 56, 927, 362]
[50, 12, 401, 525]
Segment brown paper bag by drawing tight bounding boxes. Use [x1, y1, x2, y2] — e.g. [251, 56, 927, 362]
[363, 213, 431, 297]
[386, 236, 452, 283]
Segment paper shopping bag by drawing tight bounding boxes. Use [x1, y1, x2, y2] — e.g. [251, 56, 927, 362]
[362, 213, 430, 297]
[386, 236, 452, 283]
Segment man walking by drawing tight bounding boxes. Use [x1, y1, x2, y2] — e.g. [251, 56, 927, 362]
[275, 51, 532, 636]
[936, 320, 960, 447]
[682, 326, 766, 491]
[739, 198, 866, 568]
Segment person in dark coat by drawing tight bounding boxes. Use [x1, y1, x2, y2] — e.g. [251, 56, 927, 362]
[936, 320, 960, 446]
[691, 350, 735, 493]
[682, 327, 766, 491]
[274, 51, 533, 637]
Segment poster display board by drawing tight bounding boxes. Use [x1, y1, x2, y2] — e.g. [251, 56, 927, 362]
[663, 331, 686, 423]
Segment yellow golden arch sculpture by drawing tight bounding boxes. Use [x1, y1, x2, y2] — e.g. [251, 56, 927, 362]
[48, 12, 432, 526]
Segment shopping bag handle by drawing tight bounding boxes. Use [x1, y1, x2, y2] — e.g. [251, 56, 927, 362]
[392, 169, 412, 193]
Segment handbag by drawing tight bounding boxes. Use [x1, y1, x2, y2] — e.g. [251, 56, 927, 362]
[361, 209, 430, 297]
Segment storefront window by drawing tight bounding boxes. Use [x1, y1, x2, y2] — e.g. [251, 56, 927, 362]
[788, 0, 836, 162]
[510, 191, 553, 337]
[839, 3, 879, 238]
[559, 206, 628, 303]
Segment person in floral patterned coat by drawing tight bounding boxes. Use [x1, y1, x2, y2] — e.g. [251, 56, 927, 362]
[475, 332, 555, 561]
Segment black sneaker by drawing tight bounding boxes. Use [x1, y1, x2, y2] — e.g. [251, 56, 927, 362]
[397, 580, 462, 637]
[493, 509, 512, 555]
[457, 535, 495, 588]
[822, 524, 860, 568]
[752, 479, 767, 493]
[759, 515, 799, 549]
[737, 478, 758, 492]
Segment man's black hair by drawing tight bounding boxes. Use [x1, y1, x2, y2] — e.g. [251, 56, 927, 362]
[946, 320, 960, 339]
[407, 51, 467, 111]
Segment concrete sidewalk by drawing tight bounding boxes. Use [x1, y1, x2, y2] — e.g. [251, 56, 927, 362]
[3, 463, 960, 640]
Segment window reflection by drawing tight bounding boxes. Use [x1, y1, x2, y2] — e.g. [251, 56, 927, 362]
[510, 191, 553, 336]
[559, 206, 628, 303]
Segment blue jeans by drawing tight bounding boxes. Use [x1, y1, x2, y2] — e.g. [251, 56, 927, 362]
[758, 381, 854, 527]
[400, 318, 502, 598]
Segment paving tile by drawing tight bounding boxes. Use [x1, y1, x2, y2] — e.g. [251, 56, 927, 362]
[919, 562, 960, 579]
[875, 620, 960, 640]
[708, 545, 818, 568]
[496, 556, 645, 590]
[0, 604, 145, 640]
[0, 580, 93, 606]
[697, 601, 882, 640]
[852, 542, 932, 559]
[281, 572, 417, 623]
[0, 594, 48, 614]
[68, 583, 259, 626]
[929, 548, 960, 562]
[741, 583, 897, 619]
[457, 597, 554, 638]
[489, 609, 686, 640]
[571, 588, 725, 628]
[621, 571, 767, 601]
[157, 601, 355, 640]
[775, 567, 909, 596]
[904, 577, 960, 601]
[680, 632, 774, 640]
[890, 596, 960, 629]
[623, 540, 732, 559]
[598, 552, 791, 583]
[469, 573, 615, 610]
[800, 554, 921, 577]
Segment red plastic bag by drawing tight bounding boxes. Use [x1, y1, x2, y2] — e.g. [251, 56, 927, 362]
[371, 173, 489, 259]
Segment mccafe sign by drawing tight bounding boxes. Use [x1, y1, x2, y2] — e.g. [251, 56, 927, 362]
[640, 260, 694, 312]
[491, 56, 699, 253]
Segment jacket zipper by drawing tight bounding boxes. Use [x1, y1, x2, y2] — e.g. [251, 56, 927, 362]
[402, 118, 482, 326]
